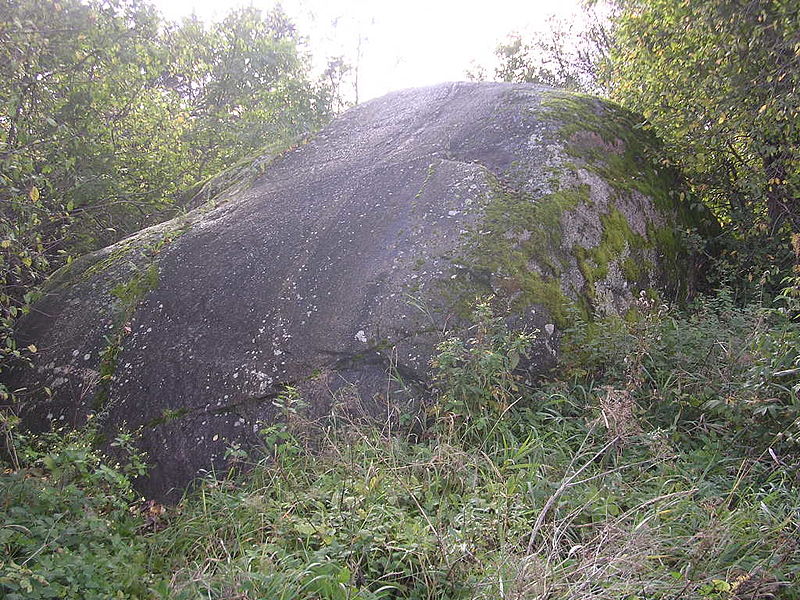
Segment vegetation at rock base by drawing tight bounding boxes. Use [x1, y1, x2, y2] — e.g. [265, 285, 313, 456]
[2, 296, 800, 598]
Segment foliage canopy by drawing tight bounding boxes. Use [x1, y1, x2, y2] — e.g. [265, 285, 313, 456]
[604, 0, 800, 291]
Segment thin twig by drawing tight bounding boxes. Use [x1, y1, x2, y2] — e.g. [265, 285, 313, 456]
[527, 436, 620, 553]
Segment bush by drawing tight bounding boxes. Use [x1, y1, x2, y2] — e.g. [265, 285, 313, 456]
[430, 300, 535, 444]
[561, 289, 800, 450]
[0, 418, 150, 599]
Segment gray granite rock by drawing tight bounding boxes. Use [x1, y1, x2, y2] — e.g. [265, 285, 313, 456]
[7, 82, 706, 500]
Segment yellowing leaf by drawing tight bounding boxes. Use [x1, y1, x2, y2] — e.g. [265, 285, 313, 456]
[0, 240, 11, 248]
[29, 186, 40, 202]
[27, 344, 37, 353]
[712, 580, 732, 592]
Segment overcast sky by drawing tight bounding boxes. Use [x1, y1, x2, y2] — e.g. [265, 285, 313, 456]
[151, 0, 587, 101]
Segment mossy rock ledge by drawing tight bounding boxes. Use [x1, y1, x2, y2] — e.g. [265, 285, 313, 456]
[7, 82, 708, 500]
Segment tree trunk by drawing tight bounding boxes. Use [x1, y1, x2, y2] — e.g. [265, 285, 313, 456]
[764, 150, 798, 233]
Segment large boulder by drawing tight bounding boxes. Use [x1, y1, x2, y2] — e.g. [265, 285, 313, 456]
[6, 83, 705, 500]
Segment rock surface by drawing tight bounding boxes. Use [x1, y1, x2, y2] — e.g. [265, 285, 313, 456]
[7, 82, 704, 500]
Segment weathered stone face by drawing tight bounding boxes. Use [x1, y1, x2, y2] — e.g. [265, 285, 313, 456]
[6, 82, 705, 500]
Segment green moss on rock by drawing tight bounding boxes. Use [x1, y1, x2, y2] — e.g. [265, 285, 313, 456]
[446, 91, 711, 329]
[541, 91, 679, 210]
[572, 208, 648, 305]
[80, 245, 136, 282]
[647, 223, 688, 298]
[111, 264, 159, 305]
[451, 176, 589, 327]
[94, 263, 160, 411]
[540, 90, 712, 309]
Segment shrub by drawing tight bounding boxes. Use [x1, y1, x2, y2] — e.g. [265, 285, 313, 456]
[430, 299, 535, 444]
[561, 289, 800, 450]
[0, 418, 150, 599]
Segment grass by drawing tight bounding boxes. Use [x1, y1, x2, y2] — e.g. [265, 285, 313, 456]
[2, 294, 799, 599]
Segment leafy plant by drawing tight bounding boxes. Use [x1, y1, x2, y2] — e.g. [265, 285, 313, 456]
[605, 0, 800, 296]
[0, 418, 150, 599]
[562, 289, 800, 449]
[430, 299, 535, 443]
[0, 0, 342, 396]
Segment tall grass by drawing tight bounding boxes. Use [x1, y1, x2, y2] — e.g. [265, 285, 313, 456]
[2, 294, 799, 599]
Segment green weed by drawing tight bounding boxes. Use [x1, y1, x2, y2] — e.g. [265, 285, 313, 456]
[2, 295, 799, 599]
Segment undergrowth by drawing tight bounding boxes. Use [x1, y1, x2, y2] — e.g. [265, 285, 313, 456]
[2, 296, 799, 599]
